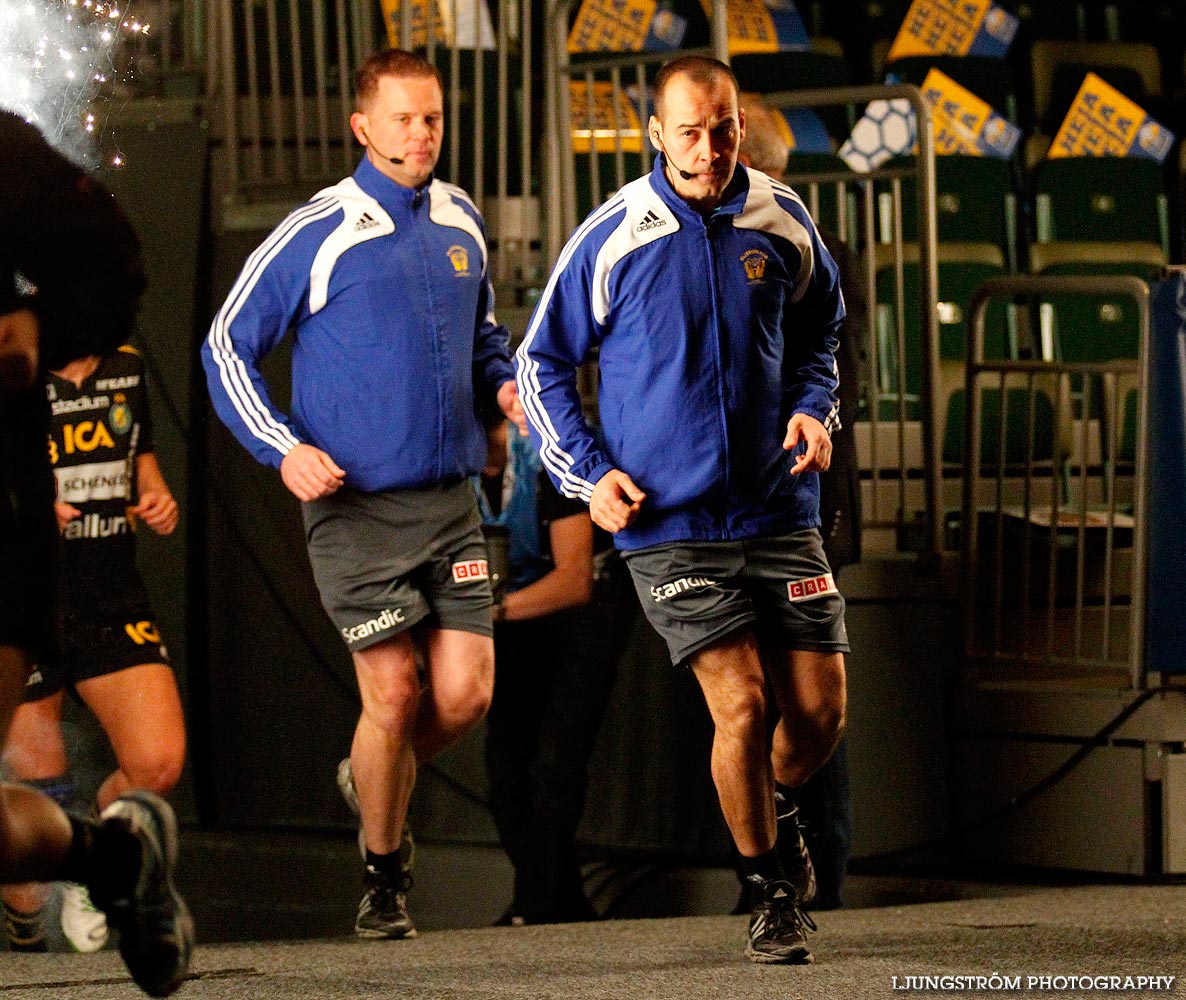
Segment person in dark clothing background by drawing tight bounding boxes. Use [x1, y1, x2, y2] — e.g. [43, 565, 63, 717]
[0, 109, 193, 996]
[481, 420, 636, 925]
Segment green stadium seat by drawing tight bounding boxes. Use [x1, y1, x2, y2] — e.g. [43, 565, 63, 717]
[873, 242, 1011, 420]
[885, 54, 1019, 124]
[1032, 156, 1169, 254]
[876, 155, 1020, 268]
[1028, 241, 1164, 363]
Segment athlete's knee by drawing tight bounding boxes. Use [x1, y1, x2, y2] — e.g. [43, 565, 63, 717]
[713, 676, 769, 745]
[122, 741, 185, 796]
[361, 673, 421, 737]
[438, 666, 492, 733]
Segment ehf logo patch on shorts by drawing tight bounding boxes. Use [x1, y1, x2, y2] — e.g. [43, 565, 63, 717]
[452, 559, 489, 583]
[787, 573, 837, 603]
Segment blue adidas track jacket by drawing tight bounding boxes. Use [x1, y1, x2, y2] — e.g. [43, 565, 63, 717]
[203, 156, 514, 493]
[516, 159, 844, 551]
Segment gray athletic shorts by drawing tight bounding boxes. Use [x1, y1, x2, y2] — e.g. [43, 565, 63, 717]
[623, 529, 849, 666]
[302, 480, 494, 652]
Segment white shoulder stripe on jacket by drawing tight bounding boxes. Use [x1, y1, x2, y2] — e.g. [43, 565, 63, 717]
[206, 194, 342, 456]
[516, 193, 631, 502]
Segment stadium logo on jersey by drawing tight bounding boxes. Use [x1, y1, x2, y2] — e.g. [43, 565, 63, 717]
[651, 576, 718, 603]
[52, 394, 109, 416]
[452, 558, 489, 583]
[786, 573, 837, 603]
[341, 607, 407, 645]
[109, 398, 132, 435]
[354, 211, 381, 232]
[741, 249, 769, 284]
[635, 209, 666, 232]
[447, 245, 470, 276]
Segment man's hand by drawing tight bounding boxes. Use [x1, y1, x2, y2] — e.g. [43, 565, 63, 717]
[589, 469, 646, 533]
[783, 413, 832, 474]
[280, 443, 346, 501]
[54, 500, 81, 533]
[497, 380, 528, 436]
[134, 489, 179, 535]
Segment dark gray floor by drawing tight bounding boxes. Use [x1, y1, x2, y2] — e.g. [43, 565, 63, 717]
[5, 883, 1186, 999]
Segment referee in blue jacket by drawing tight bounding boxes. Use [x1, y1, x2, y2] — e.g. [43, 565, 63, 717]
[203, 49, 525, 940]
[517, 55, 847, 964]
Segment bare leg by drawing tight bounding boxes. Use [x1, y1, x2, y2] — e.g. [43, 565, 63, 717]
[351, 633, 421, 855]
[0, 646, 72, 883]
[1, 691, 69, 917]
[413, 628, 494, 763]
[76, 663, 186, 810]
[766, 649, 846, 790]
[689, 631, 775, 857]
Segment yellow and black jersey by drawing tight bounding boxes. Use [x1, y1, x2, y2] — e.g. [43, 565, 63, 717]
[47, 346, 154, 612]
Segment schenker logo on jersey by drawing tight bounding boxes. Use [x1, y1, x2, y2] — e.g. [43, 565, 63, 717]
[452, 559, 489, 583]
[787, 573, 837, 602]
[651, 576, 717, 603]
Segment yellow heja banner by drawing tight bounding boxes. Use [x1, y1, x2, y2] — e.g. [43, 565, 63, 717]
[570, 81, 643, 153]
[1049, 72, 1175, 162]
[922, 68, 1020, 157]
[697, 0, 810, 54]
[887, 0, 1016, 61]
[568, 0, 656, 52]
[380, 0, 494, 49]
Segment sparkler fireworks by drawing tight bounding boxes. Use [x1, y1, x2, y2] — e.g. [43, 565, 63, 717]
[0, 0, 150, 165]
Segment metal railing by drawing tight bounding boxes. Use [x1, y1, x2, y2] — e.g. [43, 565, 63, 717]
[203, 0, 537, 295]
[961, 275, 1150, 689]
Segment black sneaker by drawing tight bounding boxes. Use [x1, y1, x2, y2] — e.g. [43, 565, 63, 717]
[355, 868, 416, 940]
[775, 796, 816, 906]
[744, 878, 816, 965]
[336, 758, 415, 874]
[94, 791, 194, 996]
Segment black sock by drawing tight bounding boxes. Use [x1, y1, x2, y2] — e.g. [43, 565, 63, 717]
[365, 848, 404, 883]
[740, 848, 785, 886]
[60, 813, 98, 885]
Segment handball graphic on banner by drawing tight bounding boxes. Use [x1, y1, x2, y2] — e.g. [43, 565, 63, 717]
[839, 69, 1020, 172]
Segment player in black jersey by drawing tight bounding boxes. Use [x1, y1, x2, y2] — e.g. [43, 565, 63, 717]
[2, 346, 185, 954]
[0, 110, 192, 993]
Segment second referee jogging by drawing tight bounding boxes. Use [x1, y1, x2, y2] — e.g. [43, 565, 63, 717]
[516, 158, 845, 551]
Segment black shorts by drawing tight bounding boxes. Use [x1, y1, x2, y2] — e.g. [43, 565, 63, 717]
[302, 480, 494, 653]
[24, 607, 171, 702]
[624, 529, 849, 666]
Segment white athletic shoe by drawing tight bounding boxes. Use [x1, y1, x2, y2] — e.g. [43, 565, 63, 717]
[60, 881, 109, 953]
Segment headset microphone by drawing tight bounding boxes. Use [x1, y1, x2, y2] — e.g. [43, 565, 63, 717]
[653, 130, 696, 180]
[361, 127, 404, 165]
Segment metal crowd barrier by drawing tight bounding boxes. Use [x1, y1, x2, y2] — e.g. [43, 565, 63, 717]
[961, 275, 1150, 689]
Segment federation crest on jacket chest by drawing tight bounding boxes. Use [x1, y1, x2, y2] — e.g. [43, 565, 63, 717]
[447, 244, 470, 276]
[741, 248, 769, 284]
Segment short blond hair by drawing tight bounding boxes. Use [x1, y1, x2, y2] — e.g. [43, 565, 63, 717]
[355, 49, 442, 110]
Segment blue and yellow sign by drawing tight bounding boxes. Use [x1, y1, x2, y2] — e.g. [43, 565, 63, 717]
[568, 0, 686, 53]
[697, 0, 809, 54]
[570, 81, 644, 153]
[380, 0, 494, 49]
[777, 108, 833, 154]
[1049, 72, 1175, 163]
[887, 0, 1017, 62]
[922, 68, 1020, 158]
